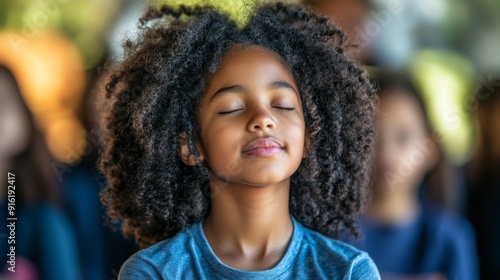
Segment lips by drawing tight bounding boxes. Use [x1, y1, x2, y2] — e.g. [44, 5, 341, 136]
[242, 137, 284, 157]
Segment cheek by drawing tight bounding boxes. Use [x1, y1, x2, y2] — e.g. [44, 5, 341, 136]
[395, 142, 431, 180]
[202, 122, 241, 167]
[377, 141, 429, 185]
[284, 118, 306, 158]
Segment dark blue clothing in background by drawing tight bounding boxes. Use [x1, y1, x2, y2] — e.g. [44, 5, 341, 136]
[468, 178, 500, 279]
[0, 201, 81, 279]
[349, 205, 479, 280]
[62, 155, 138, 280]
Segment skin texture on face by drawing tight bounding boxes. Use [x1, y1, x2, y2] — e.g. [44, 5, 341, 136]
[0, 69, 30, 160]
[196, 45, 306, 188]
[178, 45, 306, 270]
[374, 91, 436, 196]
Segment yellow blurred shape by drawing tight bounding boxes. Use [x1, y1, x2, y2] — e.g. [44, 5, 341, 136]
[409, 50, 475, 164]
[152, 0, 289, 27]
[0, 30, 85, 114]
[46, 117, 87, 164]
[0, 30, 87, 164]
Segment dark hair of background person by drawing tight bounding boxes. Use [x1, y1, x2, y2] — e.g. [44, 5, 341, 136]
[0, 65, 59, 205]
[369, 69, 458, 209]
[467, 79, 500, 188]
[301, 0, 375, 62]
[99, 3, 377, 248]
[302, 0, 374, 11]
[466, 77, 500, 280]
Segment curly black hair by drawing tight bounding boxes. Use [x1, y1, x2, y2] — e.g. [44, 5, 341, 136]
[99, 2, 376, 248]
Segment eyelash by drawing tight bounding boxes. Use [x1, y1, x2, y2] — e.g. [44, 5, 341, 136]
[218, 109, 241, 115]
[275, 106, 295, 111]
[218, 107, 295, 115]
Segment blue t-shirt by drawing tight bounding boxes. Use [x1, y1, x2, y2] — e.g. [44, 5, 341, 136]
[119, 216, 380, 279]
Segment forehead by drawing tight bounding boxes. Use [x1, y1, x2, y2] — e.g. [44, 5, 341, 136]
[208, 45, 294, 83]
[379, 91, 427, 128]
[221, 45, 284, 62]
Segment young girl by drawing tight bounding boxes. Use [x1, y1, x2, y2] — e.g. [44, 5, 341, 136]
[100, 2, 379, 279]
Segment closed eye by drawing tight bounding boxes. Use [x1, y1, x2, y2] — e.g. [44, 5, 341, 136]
[273, 106, 295, 111]
[218, 109, 242, 115]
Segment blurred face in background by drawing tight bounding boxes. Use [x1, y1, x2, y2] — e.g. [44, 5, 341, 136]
[309, 0, 369, 39]
[0, 68, 31, 160]
[306, 0, 371, 62]
[374, 90, 437, 196]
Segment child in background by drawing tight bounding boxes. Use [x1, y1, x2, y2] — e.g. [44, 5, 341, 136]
[0, 65, 81, 280]
[350, 70, 479, 280]
[100, 2, 379, 279]
[302, 0, 374, 64]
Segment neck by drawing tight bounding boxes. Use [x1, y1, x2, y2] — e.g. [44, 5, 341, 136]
[368, 186, 419, 224]
[203, 176, 293, 270]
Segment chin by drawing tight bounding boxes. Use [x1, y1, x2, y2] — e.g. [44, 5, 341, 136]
[373, 182, 394, 193]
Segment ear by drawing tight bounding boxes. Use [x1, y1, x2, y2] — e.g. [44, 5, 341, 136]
[178, 132, 204, 166]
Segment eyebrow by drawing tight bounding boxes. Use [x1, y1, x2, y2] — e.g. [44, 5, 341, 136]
[269, 81, 298, 95]
[209, 81, 298, 103]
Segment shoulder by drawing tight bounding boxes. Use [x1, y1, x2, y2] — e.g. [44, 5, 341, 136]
[118, 225, 199, 280]
[421, 205, 475, 242]
[301, 226, 364, 260]
[23, 202, 75, 238]
[118, 253, 162, 280]
[420, 204, 479, 279]
[420, 205, 478, 265]
[299, 225, 381, 279]
[24, 201, 67, 220]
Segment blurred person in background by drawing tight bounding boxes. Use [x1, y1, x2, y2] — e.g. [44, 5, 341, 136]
[61, 63, 138, 280]
[0, 65, 81, 279]
[465, 79, 500, 279]
[349, 70, 479, 280]
[303, 0, 374, 64]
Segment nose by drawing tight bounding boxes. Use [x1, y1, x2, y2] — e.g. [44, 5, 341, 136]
[247, 108, 277, 132]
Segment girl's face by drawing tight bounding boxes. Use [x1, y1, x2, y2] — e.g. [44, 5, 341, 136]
[374, 91, 436, 194]
[197, 46, 306, 187]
